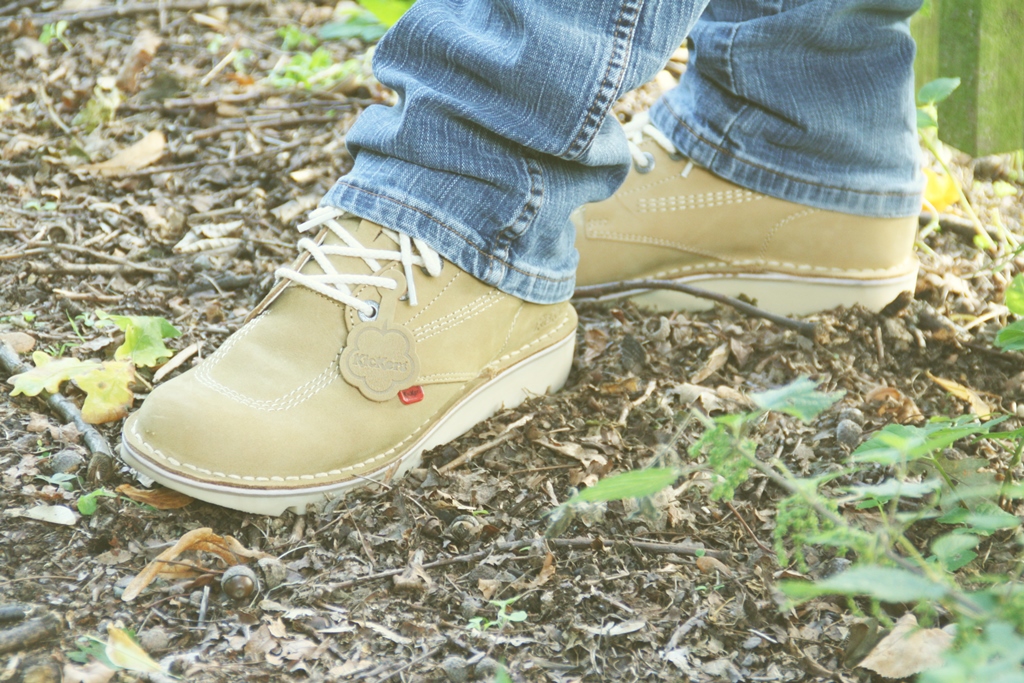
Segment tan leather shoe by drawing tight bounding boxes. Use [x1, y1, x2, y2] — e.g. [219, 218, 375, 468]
[574, 116, 919, 315]
[120, 208, 576, 515]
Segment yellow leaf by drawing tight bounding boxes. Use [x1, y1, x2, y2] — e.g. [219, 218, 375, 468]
[73, 362, 136, 424]
[923, 168, 959, 213]
[927, 372, 992, 418]
[8, 351, 98, 396]
[104, 625, 164, 675]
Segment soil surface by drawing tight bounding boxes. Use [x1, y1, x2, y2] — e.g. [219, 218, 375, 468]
[2, 2, 1023, 682]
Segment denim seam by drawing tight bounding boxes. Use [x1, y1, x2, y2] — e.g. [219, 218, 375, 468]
[489, 156, 545, 282]
[563, 0, 644, 160]
[331, 180, 573, 284]
[663, 100, 920, 199]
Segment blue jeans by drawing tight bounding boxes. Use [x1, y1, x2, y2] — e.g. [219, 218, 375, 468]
[322, 0, 925, 304]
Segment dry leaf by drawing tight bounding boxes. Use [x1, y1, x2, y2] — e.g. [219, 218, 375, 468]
[81, 131, 166, 177]
[597, 376, 639, 395]
[865, 385, 924, 424]
[534, 437, 608, 468]
[695, 555, 733, 577]
[527, 552, 556, 589]
[927, 372, 992, 418]
[116, 30, 162, 93]
[478, 578, 501, 600]
[115, 484, 194, 509]
[63, 661, 116, 683]
[0, 331, 36, 353]
[691, 343, 729, 384]
[582, 327, 610, 364]
[858, 613, 953, 679]
[122, 527, 271, 601]
[105, 625, 164, 675]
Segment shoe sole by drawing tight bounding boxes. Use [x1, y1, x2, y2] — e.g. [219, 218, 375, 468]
[119, 330, 575, 516]
[581, 269, 918, 316]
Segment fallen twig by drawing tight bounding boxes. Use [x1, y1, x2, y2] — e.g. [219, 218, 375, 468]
[919, 211, 998, 240]
[438, 413, 532, 474]
[0, 614, 62, 655]
[0, 342, 116, 483]
[0, 604, 35, 624]
[0, 0, 261, 30]
[123, 139, 302, 177]
[188, 114, 341, 141]
[325, 536, 727, 591]
[573, 279, 820, 339]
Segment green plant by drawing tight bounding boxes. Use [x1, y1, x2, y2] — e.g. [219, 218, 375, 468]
[39, 20, 71, 50]
[916, 78, 1000, 251]
[319, 6, 388, 42]
[77, 488, 118, 515]
[467, 596, 528, 632]
[277, 25, 317, 51]
[358, 0, 415, 27]
[545, 378, 1024, 681]
[268, 47, 361, 90]
[996, 274, 1024, 351]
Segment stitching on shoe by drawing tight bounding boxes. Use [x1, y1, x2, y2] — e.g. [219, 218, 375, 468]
[195, 313, 340, 411]
[412, 291, 504, 341]
[637, 189, 760, 213]
[406, 271, 460, 326]
[586, 229, 916, 277]
[758, 208, 817, 260]
[419, 372, 478, 383]
[128, 312, 575, 483]
[495, 307, 524, 358]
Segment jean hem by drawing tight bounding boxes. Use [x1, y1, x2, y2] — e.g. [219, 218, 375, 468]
[652, 101, 924, 219]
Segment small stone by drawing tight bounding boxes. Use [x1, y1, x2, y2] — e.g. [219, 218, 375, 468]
[837, 407, 865, 425]
[474, 656, 501, 678]
[50, 448, 85, 474]
[138, 626, 171, 653]
[440, 655, 469, 683]
[835, 419, 863, 448]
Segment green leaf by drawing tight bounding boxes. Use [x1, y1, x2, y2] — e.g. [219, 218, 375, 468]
[917, 108, 938, 129]
[319, 11, 388, 42]
[940, 502, 1021, 533]
[852, 419, 992, 465]
[780, 566, 949, 603]
[358, 0, 415, 27]
[1004, 275, 1024, 316]
[565, 468, 678, 505]
[996, 321, 1024, 351]
[96, 311, 181, 367]
[8, 351, 98, 396]
[931, 533, 980, 571]
[77, 488, 117, 515]
[845, 478, 942, 507]
[751, 377, 844, 422]
[917, 77, 961, 106]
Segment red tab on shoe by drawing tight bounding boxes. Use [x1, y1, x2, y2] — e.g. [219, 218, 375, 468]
[398, 385, 424, 405]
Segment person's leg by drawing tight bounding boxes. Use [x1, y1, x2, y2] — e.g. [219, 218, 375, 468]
[120, 0, 713, 514]
[321, 0, 710, 304]
[575, 0, 925, 314]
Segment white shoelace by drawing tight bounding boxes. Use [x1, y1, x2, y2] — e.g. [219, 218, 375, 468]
[624, 112, 693, 177]
[275, 206, 443, 317]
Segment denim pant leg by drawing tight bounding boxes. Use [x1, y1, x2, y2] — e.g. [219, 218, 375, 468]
[652, 0, 925, 219]
[322, 0, 707, 304]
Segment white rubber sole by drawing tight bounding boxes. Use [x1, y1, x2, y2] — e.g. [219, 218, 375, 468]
[119, 331, 575, 516]
[583, 269, 919, 316]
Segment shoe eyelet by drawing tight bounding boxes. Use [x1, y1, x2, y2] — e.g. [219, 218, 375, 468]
[358, 300, 379, 322]
[633, 152, 656, 174]
[668, 151, 686, 161]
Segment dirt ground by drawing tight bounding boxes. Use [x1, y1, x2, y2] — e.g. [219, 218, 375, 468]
[2, 2, 1023, 682]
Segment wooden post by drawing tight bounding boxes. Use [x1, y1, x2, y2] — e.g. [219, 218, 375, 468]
[911, 0, 1024, 156]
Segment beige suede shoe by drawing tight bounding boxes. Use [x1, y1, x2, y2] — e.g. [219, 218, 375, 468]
[120, 208, 576, 515]
[574, 115, 919, 315]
